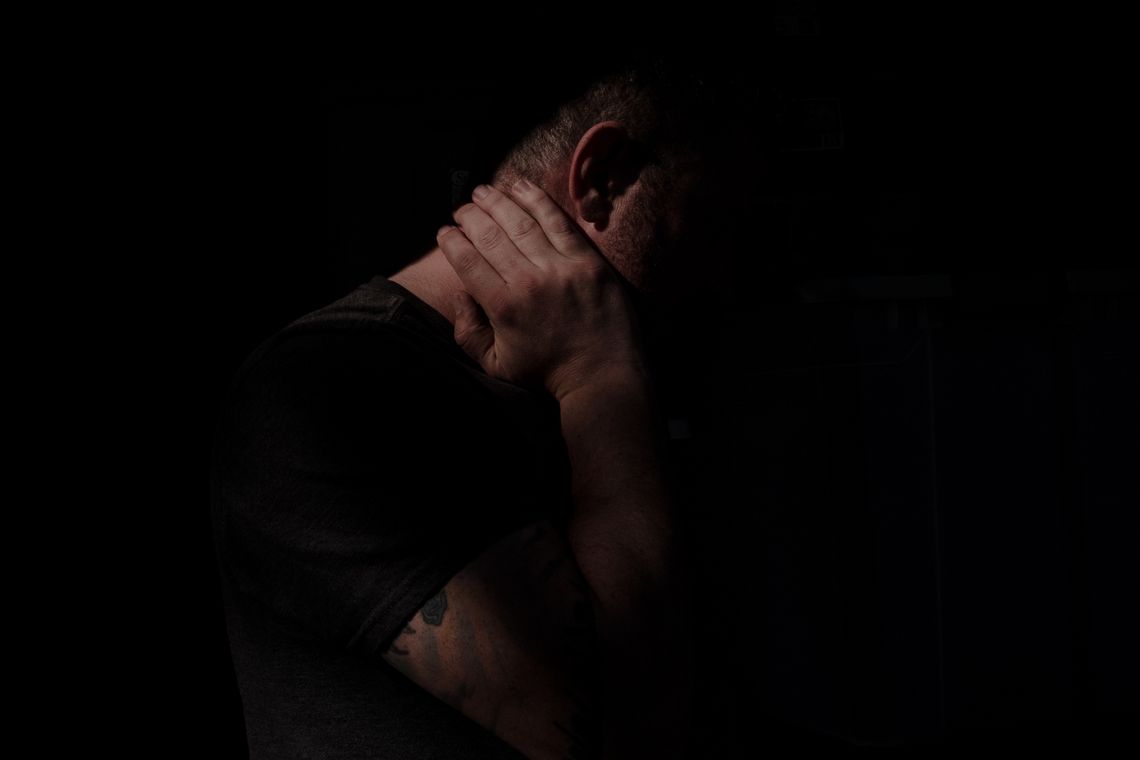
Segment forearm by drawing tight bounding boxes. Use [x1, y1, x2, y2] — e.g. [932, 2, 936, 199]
[556, 368, 694, 759]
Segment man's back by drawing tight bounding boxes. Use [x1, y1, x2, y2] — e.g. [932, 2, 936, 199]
[209, 275, 575, 758]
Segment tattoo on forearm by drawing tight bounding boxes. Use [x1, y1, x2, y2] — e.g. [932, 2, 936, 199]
[384, 624, 416, 657]
[437, 609, 480, 711]
[381, 521, 607, 759]
[420, 588, 448, 626]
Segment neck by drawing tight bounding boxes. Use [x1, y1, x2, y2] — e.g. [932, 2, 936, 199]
[388, 245, 467, 328]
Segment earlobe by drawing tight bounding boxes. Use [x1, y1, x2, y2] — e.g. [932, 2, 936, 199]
[579, 190, 610, 229]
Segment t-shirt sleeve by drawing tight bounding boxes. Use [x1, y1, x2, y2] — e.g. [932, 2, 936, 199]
[211, 325, 545, 656]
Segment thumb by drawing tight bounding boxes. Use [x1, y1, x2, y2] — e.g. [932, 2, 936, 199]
[452, 290, 494, 367]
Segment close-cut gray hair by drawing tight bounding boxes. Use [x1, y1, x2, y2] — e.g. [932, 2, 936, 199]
[491, 54, 773, 205]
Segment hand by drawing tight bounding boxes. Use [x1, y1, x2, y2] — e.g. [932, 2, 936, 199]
[437, 179, 650, 401]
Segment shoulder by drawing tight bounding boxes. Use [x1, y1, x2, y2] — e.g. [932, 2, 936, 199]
[212, 325, 418, 466]
[225, 322, 453, 419]
[212, 321, 494, 470]
[241, 322, 428, 386]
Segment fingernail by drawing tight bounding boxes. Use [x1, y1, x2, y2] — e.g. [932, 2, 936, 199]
[512, 178, 531, 194]
[472, 184, 490, 200]
[437, 225, 453, 238]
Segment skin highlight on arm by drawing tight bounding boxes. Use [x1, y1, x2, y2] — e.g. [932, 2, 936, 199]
[381, 520, 606, 760]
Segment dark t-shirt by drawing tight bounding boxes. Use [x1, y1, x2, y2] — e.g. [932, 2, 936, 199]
[209, 274, 575, 759]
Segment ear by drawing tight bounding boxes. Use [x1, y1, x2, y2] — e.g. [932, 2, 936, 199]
[567, 121, 644, 231]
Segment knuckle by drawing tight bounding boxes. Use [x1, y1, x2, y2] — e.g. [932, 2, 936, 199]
[489, 294, 517, 323]
[544, 213, 577, 238]
[454, 252, 481, 275]
[513, 273, 542, 297]
[475, 224, 504, 249]
[578, 258, 611, 283]
[553, 270, 579, 294]
[509, 215, 538, 238]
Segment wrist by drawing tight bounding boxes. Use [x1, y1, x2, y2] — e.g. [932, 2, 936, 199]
[552, 361, 653, 404]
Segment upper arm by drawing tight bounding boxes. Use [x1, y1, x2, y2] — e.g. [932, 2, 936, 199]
[214, 328, 602, 756]
[380, 518, 605, 760]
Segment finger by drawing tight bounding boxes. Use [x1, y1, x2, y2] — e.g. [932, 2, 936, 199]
[452, 201, 539, 284]
[451, 289, 495, 369]
[469, 184, 561, 268]
[436, 224, 506, 308]
[506, 178, 599, 261]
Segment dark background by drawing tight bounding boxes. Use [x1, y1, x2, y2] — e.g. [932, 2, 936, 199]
[175, 7, 1137, 756]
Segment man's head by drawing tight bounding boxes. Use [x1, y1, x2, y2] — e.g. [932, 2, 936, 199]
[489, 54, 780, 311]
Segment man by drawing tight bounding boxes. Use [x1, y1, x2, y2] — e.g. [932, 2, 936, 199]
[210, 57, 776, 759]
